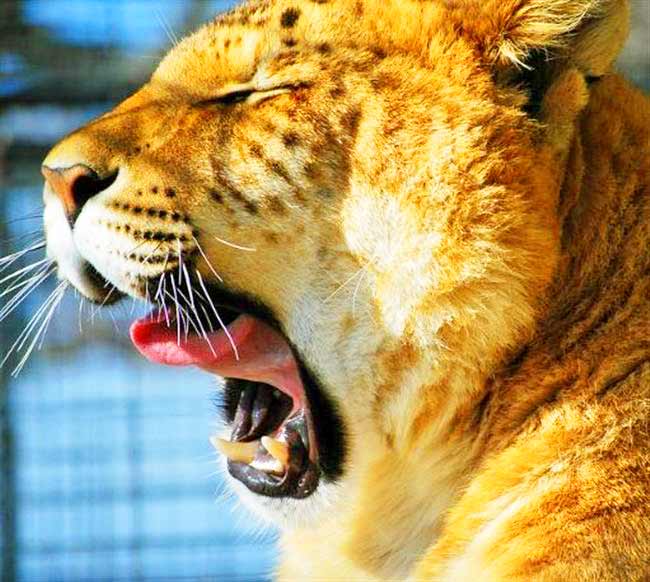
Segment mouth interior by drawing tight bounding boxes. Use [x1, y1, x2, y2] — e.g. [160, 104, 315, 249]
[220, 380, 319, 498]
[129, 292, 321, 499]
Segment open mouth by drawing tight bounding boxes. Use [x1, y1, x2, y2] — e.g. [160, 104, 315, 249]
[128, 272, 343, 499]
[219, 379, 319, 498]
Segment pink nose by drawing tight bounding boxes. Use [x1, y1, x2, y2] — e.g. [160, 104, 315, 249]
[41, 164, 117, 224]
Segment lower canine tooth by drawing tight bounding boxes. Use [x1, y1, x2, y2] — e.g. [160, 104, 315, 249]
[261, 436, 290, 466]
[251, 456, 285, 475]
[210, 437, 259, 464]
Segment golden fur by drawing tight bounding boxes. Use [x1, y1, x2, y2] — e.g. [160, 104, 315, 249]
[41, 0, 649, 579]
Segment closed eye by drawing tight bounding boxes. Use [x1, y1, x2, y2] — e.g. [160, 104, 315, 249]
[213, 88, 255, 105]
[203, 85, 296, 107]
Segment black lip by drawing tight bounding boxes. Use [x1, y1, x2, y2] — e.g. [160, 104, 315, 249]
[296, 359, 346, 483]
[223, 378, 325, 499]
[228, 461, 320, 499]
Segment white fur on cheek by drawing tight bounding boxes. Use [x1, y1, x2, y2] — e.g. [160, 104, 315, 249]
[342, 192, 448, 339]
[73, 198, 135, 294]
[284, 289, 353, 388]
[70, 170, 194, 297]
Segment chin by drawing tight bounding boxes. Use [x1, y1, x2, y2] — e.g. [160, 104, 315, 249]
[230, 474, 343, 530]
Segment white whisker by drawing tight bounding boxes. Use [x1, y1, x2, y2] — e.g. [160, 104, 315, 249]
[14, 282, 65, 352]
[13, 284, 66, 376]
[182, 278, 218, 355]
[155, 10, 180, 46]
[190, 304, 217, 357]
[164, 288, 200, 339]
[323, 268, 364, 304]
[126, 239, 149, 257]
[2, 279, 66, 374]
[78, 292, 85, 334]
[142, 241, 163, 265]
[155, 253, 171, 302]
[0, 264, 55, 323]
[192, 236, 224, 283]
[37, 282, 68, 350]
[153, 268, 172, 328]
[91, 285, 117, 319]
[351, 269, 368, 318]
[129, 294, 138, 317]
[0, 257, 50, 286]
[196, 269, 239, 361]
[172, 285, 204, 337]
[0, 261, 53, 301]
[0, 240, 46, 273]
[182, 263, 197, 311]
[200, 304, 216, 333]
[213, 235, 256, 253]
[170, 275, 184, 344]
[144, 279, 152, 321]
[161, 275, 171, 327]
[108, 309, 120, 333]
[177, 239, 184, 285]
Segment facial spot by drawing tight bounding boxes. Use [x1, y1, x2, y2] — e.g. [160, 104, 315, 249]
[249, 142, 264, 159]
[229, 188, 259, 215]
[268, 196, 288, 216]
[282, 131, 301, 148]
[210, 189, 225, 204]
[264, 231, 281, 244]
[317, 42, 332, 54]
[280, 8, 301, 28]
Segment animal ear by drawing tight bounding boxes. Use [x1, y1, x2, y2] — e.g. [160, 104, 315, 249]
[450, 0, 630, 76]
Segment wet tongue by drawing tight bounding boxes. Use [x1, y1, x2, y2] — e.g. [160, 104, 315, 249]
[130, 314, 303, 402]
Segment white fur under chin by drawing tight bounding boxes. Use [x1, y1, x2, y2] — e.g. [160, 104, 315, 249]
[226, 460, 343, 531]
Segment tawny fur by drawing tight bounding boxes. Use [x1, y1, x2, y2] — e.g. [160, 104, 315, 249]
[41, 0, 648, 580]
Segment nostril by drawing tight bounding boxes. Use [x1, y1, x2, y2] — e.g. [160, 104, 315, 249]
[42, 164, 118, 225]
[72, 169, 118, 210]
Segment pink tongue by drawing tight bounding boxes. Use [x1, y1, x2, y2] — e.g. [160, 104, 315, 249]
[130, 313, 304, 404]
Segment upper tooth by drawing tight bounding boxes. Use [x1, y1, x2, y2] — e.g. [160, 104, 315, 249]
[210, 437, 259, 464]
[261, 436, 290, 466]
